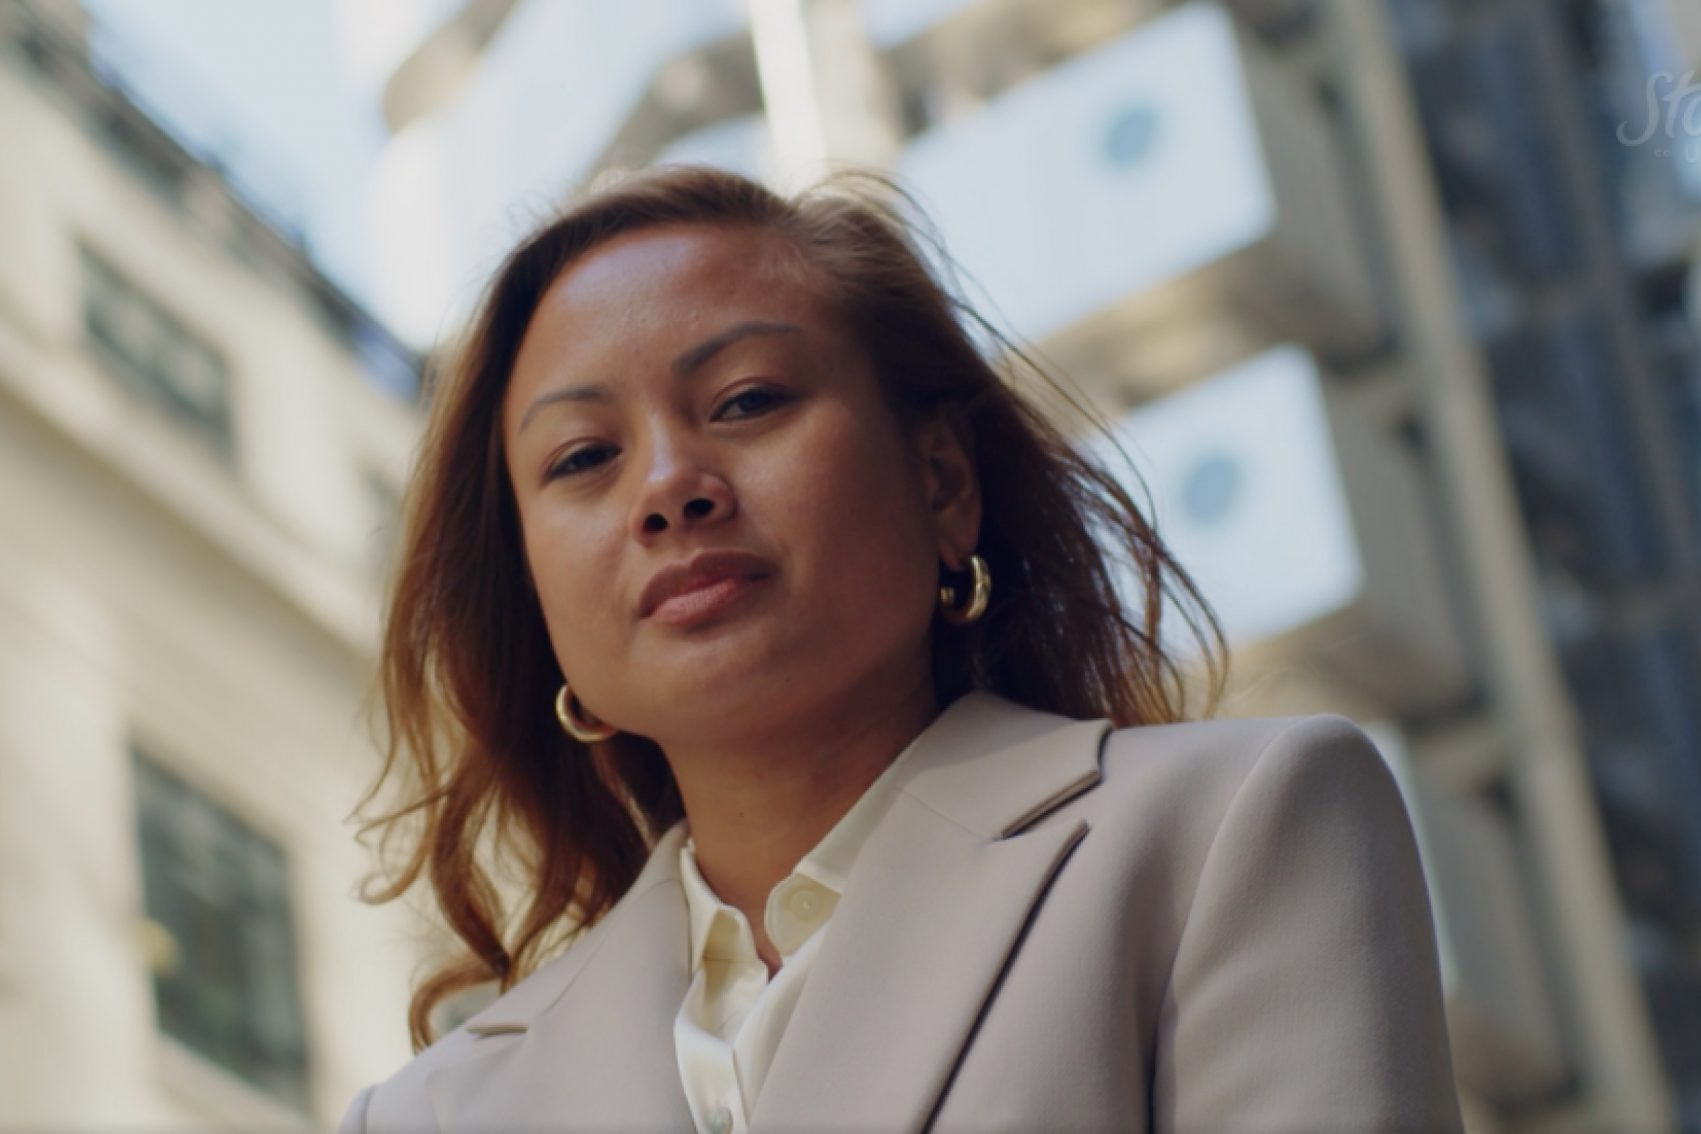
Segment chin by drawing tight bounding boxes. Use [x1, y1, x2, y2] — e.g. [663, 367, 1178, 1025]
[643, 647, 826, 732]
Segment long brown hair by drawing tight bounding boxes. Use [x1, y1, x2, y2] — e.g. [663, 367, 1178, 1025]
[359, 165, 1229, 1050]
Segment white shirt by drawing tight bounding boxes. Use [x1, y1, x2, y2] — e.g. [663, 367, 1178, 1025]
[673, 738, 922, 1134]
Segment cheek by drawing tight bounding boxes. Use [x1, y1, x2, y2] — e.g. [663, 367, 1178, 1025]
[522, 508, 623, 663]
[776, 413, 937, 601]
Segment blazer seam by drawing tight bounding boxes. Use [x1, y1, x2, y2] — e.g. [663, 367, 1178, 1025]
[1150, 716, 1315, 1015]
[894, 717, 1112, 841]
[896, 779, 992, 836]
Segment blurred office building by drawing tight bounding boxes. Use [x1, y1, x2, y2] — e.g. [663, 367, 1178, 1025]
[0, 3, 422, 1127]
[366, 0, 1701, 1129]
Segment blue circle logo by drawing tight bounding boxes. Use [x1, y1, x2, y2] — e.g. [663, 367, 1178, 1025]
[1103, 102, 1164, 170]
[1180, 452, 1244, 526]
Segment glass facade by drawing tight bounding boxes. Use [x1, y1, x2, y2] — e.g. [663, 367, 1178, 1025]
[131, 749, 310, 1110]
[78, 243, 234, 459]
[1395, 0, 1701, 1115]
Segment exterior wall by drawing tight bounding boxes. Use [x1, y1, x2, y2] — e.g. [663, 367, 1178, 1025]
[0, 24, 420, 1131]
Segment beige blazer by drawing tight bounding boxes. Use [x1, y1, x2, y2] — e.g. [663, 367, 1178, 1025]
[341, 691, 1463, 1133]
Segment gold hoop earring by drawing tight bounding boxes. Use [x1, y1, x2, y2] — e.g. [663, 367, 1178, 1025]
[938, 553, 991, 626]
[554, 683, 616, 743]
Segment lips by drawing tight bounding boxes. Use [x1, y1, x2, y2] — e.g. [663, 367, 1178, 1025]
[638, 549, 776, 620]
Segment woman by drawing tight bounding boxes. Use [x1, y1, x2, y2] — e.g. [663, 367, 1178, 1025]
[343, 165, 1462, 1132]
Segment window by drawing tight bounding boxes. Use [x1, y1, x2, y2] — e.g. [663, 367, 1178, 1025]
[363, 467, 401, 573]
[78, 244, 234, 458]
[131, 748, 310, 1110]
[351, 317, 421, 402]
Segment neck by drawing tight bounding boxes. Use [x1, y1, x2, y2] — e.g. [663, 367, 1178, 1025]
[662, 671, 940, 960]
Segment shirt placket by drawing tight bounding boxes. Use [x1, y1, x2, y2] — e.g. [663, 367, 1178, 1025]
[679, 961, 757, 1134]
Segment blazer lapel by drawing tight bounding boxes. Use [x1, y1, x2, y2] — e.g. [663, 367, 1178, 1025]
[422, 693, 1109, 1134]
[750, 693, 1109, 1134]
[425, 822, 697, 1131]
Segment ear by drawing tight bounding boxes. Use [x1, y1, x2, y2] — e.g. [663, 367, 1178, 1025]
[913, 411, 981, 570]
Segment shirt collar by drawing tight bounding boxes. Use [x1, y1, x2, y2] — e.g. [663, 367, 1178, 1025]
[679, 719, 930, 973]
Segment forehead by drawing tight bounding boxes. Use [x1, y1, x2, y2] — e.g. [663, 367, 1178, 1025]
[502, 224, 856, 434]
[531, 223, 819, 337]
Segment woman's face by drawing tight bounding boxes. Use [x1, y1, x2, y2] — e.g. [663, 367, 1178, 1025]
[500, 223, 980, 746]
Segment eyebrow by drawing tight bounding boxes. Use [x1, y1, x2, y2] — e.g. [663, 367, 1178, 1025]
[518, 320, 801, 434]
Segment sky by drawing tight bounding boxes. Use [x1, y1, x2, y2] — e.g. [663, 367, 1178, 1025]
[77, 0, 454, 333]
[71, 0, 984, 348]
[73, 0, 754, 345]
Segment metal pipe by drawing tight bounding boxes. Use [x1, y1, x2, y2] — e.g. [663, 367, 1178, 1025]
[746, 0, 901, 188]
[1317, 0, 1672, 1126]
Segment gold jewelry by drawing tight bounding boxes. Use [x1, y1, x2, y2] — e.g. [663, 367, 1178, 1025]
[554, 682, 616, 743]
[937, 553, 991, 625]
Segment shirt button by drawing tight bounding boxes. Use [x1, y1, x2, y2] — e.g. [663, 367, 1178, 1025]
[707, 1105, 733, 1134]
[788, 886, 820, 920]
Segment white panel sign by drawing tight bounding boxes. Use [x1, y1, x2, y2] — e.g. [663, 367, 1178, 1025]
[898, 2, 1273, 343]
[1082, 345, 1362, 651]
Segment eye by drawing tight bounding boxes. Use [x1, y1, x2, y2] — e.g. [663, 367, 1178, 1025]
[714, 385, 789, 421]
[546, 444, 617, 480]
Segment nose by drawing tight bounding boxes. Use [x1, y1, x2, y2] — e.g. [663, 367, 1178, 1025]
[630, 422, 736, 539]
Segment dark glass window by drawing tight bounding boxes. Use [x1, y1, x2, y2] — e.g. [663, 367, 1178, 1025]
[351, 318, 421, 402]
[132, 748, 310, 1109]
[363, 468, 401, 573]
[78, 244, 234, 459]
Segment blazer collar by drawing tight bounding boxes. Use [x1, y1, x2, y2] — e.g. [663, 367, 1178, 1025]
[426, 690, 1110, 1133]
[888, 688, 1109, 837]
[749, 691, 1106, 1132]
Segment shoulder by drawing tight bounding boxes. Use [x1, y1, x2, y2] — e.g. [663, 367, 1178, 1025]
[338, 819, 689, 1132]
[1054, 712, 1407, 906]
[1092, 711, 1394, 822]
[338, 895, 632, 1132]
[1109, 710, 1388, 799]
[1093, 716, 1459, 1126]
[338, 1018, 487, 1132]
